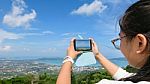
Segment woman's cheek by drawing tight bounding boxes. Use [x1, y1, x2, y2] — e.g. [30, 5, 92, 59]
[120, 41, 129, 61]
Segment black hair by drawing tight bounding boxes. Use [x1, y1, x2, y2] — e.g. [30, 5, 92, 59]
[119, 0, 150, 83]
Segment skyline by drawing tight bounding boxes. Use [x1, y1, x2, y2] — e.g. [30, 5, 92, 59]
[0, 0, 138, 59]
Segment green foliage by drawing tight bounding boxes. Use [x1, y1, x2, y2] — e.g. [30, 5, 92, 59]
[72, 69, 113, 84]
[124, 65, 138, 73]
[0, 66, 138, 84]
[0, 76, 31, 84]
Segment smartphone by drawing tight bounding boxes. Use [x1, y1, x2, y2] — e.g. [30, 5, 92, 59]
[74, 39, 92, 51]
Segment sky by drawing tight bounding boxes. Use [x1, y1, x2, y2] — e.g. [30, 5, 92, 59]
[0, 0, 138, 59]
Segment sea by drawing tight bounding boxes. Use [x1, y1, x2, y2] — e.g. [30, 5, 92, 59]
[36, 57, 128, 67]
[0, 57, 128, 67]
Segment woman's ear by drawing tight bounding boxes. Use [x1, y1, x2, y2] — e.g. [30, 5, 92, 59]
[135, 34, 147, 54]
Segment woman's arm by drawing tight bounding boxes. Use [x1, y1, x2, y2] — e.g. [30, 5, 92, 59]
[91, 39, 119, 76]
[56, 61, 73, 84]
[56, 38, 81, 84]
[95, 53, 134, 80]
[91, 39, 134, 80]
[95, 52, 119, 77]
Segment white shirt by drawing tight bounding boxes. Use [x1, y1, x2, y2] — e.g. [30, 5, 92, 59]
[96, 67, 150, 84]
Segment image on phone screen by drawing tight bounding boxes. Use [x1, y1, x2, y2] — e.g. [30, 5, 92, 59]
[74, 39, 92, 51]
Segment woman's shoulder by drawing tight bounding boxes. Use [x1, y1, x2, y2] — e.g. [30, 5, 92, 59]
[96, 79, 150, 84]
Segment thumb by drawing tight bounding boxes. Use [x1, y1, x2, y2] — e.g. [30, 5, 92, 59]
[76, 51, 83, 55]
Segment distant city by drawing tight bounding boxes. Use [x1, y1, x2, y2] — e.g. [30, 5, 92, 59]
[0, 59, 100, 80]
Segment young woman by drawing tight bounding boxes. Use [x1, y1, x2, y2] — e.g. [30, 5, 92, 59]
[56, 0, 150, 84]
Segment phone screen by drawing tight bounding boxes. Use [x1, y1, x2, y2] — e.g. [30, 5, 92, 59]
[74, 39, 92, 51]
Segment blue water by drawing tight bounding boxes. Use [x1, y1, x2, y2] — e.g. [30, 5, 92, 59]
[111, 60, 128, 67]
[0, 57, 128, 67]
[37, 59, 63, 66]
[36, 58, 128, 67]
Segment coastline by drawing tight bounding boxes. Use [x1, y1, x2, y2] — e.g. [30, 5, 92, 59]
[0, 59, 101, 79]
[0, 57, 128, 79]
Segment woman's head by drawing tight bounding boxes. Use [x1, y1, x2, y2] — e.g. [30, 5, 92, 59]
[119, 0, 150, 68]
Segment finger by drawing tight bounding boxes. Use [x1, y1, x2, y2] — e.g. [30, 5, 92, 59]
[90, 38, 96, 47]
[76, 51, 83, 55]
[89, 38, 95, 44]
[71, 37, 75, 42]
[70, 38, 75, 46]
[89, 37, 93, 40]
[88, 38, 95, 47]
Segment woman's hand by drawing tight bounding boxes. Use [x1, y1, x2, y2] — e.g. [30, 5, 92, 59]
[67, 38, 81, 59]
[90, 38, 102, 59]
[90, 38, 99, 54]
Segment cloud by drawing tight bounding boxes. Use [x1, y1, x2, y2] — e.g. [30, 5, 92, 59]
[0, 9, 3, 12]
[19, 33, 42, 36]
[23, 48, 30, 52]
[48, 48, 56, 51]
[0, 46, 12, 52]
[42, 31, 55, 34]
[3, 0, 37, 28]
[19, 27, 39, 31]
[61, 32, 86, 36]
[61, 32, 87, 41]
[61, 33, 72, 36]
[71, 0, 107, 16]
[19, 31, 55, 36]
[0, 29, 22, 43]
[42, 48, 57, 53]
[104, 0, 121, 4]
